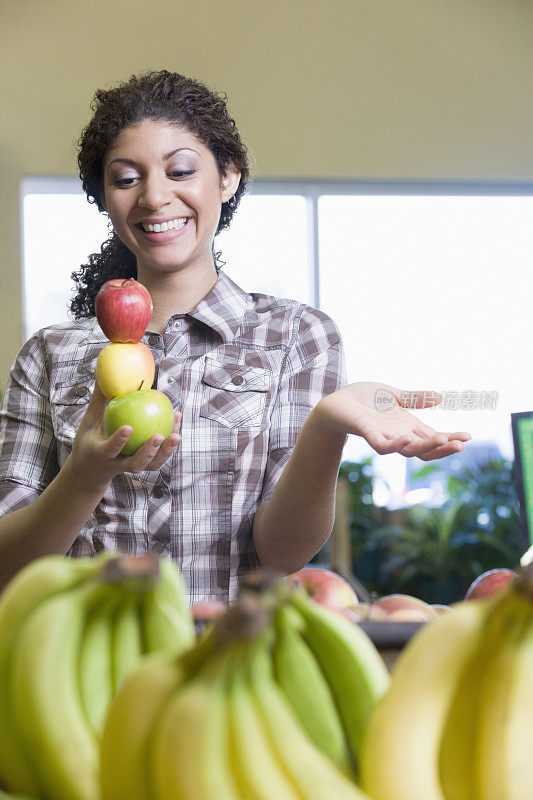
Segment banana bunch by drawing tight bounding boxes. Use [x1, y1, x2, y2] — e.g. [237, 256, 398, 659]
[0, 551, 195, 800]
[361, 564, 533, 800]
[100, 572, 389, 799]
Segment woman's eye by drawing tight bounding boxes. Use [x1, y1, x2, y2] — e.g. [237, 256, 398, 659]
[113, 176, 138, 187]
[169, 170, 195, 179]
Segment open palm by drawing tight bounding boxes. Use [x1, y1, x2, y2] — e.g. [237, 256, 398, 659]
[318, 382, 471, 461]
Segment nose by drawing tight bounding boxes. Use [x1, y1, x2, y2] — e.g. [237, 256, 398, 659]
[137, 172, 174, 211]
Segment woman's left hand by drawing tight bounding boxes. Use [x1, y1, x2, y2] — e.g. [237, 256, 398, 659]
[315, 381, 471, 461]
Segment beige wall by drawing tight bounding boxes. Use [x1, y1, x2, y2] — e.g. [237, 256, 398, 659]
[2, 0, 533, 382]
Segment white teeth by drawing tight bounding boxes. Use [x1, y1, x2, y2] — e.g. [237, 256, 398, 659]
[142, 218, 188, 233]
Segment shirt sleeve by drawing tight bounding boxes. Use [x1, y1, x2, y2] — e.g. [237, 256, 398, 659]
[259, 305, 347, 503]
[0, 331, 59, 500]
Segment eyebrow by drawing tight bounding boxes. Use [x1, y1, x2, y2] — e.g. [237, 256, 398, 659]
[106, 147, 199, 170]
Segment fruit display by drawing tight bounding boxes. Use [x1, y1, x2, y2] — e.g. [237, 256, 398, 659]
[361, 564, 533, 800]
[100, 572, 389, 799]
[0, 552, 195, 800]
[94, 278, 175, 455]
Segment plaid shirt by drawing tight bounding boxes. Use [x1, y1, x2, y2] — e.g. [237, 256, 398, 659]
[0, 271, 346, 602]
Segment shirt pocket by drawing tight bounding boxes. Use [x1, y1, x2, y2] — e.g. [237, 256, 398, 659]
[199, 357, 271, 428]
[49, 375, 93, 444]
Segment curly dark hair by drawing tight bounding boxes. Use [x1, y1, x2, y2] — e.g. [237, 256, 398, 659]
[70, 70, 253, 318]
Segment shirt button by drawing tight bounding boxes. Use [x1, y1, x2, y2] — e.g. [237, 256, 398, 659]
[166, 376, 174, 385]
[75, 386, 90, 397]
[152, 485, 166, 499]
[173, 320, 181, 330]
[231, 375, 244, 386]
[148, 334, 160, 347]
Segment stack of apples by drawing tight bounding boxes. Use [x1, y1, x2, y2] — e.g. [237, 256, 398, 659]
[95, 279, 174, 455]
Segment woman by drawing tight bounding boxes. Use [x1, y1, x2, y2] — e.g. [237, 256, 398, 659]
[0, 71, 470, 600]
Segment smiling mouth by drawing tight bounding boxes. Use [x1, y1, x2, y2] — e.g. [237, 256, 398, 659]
[136, 217, 191, 233]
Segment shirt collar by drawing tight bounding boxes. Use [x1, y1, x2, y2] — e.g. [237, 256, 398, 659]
[187, 270, 249, 343]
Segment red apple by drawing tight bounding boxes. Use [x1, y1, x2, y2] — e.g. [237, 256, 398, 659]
[374, 593, 438, 621]
[465, 568, 517, 601]
[286, 567, 359, 608]
[103, 389, 174, 455]
[95, 278, 153, 343]
[96, 342, 155, 399]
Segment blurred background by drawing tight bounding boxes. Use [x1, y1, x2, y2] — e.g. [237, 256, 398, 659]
[2, 0, 533, 598]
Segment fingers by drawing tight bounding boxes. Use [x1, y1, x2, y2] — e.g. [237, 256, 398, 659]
[102, 426, 134, 459]
[413, 439, 468, 461]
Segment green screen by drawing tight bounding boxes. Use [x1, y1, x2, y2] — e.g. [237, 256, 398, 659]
[517, 416, 533, 545]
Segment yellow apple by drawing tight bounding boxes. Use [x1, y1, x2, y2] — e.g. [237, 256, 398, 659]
[96, 342, 155, 399]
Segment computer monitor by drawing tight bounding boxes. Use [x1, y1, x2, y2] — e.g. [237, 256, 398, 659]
[511, 412, 533, 549]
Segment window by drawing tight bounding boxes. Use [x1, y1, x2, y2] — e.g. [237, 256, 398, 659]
[21, 177, 533, 505]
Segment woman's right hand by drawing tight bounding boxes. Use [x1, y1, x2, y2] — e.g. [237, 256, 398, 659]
[69, 381, 182, 486]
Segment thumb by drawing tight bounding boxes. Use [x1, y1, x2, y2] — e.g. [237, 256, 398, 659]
[85, 378, 108, 420]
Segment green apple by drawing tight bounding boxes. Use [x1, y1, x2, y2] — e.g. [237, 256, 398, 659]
[103, 389, 174, 456]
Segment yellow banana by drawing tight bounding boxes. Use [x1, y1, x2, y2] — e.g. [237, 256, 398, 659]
[272, 603, 355, 778]
[289, 589, 389, 776]
[227, 642, 301, 800]
[100, 651, 183, 800]
[247, 631, 371, 800]
[474, 594, 533, 800]
[361, 598, 492, 800]
[9, 580, 105, 800]
[0, 554, 104, 796]
[438, 592, 514, 800]
[149, 646, 243, 800]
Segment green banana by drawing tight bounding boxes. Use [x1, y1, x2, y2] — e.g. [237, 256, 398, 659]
[272, 603, 355, 778]
[157, 555, 194, 620]
[10, 580, 105, 800]
[140, 586, 195, 654]
[290, 589, 389, 775]
[361, 598, 493, 800]
[78, 590, 118, 737]
[474, 595, 533, 800]
[111, 593, 144, 693]
[227, 642, 301, 800]
[0, 554, 107, 795]
[149, 646, 243, 800]
[247, 631, 371, 800]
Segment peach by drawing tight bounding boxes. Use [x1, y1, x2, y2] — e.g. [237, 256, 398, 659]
[287, 567, 359, 609]
[465, 568, 517, 601]
[374, 593, 438, 621]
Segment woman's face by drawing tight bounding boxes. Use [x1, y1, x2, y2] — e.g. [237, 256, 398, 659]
[102, 118, 240, 277]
